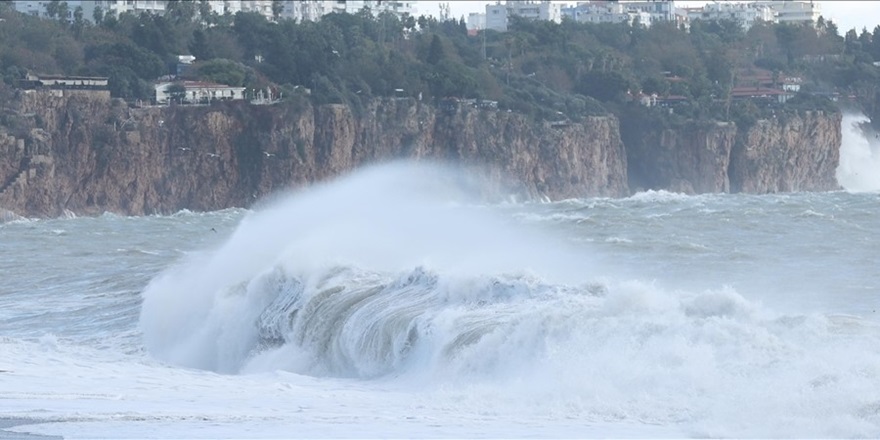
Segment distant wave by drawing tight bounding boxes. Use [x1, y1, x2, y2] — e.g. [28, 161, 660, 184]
[837, 113, 880, 192]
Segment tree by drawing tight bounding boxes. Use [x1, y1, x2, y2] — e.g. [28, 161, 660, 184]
[641, 76, 669, 95]
[577, 70, 632, 102]
[72, 6, 85, 38]
[44, 0, 60, 19]
[197, 0, 213, 24]
[196, 58, 249, 86]
[426, 34, 445, 65]
[189, 29, 215, 61]
[103, 9, 118, 29]
[92, 5, 104, 25]
[167, 82, 187, 103]
[57, 1, 69, 24]
[272, 0, 284, 21]
[85, 42, 166, 81]
[166, 0, 196, 24]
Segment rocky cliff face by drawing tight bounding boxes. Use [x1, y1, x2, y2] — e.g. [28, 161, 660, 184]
[624, 111, 841, 194]
[730, 112, 841, 193]
[623, 120, 738, 194]
[0, 91, 628, 217]
[0, 90, 844, 218]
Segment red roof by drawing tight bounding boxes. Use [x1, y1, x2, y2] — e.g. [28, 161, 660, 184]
[730, 87, 788, 97]
[657, 95, 688, 101]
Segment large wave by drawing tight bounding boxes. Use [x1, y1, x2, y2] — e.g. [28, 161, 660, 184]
[139, 162, 597, 374]
[837, 112, 880, 192]
[139, 162, 880, 436]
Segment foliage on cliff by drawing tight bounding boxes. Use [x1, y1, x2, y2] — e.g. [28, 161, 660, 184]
[0, 1, 876, 121]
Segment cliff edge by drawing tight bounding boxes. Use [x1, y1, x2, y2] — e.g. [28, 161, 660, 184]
[0, 92, 628, 217]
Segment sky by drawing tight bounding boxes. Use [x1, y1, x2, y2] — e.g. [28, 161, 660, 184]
[416, 1, 880, 34]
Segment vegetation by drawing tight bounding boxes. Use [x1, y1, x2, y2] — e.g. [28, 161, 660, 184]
[1, 1, 878, 123]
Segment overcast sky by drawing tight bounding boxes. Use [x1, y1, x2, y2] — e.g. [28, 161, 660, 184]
[417, 1, 880, 34]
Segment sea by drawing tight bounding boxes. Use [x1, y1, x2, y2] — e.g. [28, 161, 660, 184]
[1, 113, 880, 439]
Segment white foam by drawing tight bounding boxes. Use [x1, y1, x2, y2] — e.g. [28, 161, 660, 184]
[837, 112, 880, 192]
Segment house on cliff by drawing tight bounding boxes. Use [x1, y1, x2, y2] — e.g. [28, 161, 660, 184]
[154, 81, 246, 105]
[730, 86, 793, 104]
[18, 73, 110, 100]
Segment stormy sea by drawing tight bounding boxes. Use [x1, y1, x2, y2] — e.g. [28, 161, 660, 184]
[1, 113, 879, 439]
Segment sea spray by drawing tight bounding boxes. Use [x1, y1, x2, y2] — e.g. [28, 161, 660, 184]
[135, 163, 880, 437]
[837, 112, 880, 192]
[139, 162, 598, 373]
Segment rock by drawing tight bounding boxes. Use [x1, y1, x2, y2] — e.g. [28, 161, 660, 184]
[622, 111, 841, 194]
[0, 92, 628, 217]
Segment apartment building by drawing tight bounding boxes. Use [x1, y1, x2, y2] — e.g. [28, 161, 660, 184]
[687, 2, 776, 30]
[485, 1, 562, 32]
[13, 0, 416, 23]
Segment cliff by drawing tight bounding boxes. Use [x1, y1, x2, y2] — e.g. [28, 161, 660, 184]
[729, 112, 841, 193]
[0, 90, 845, 218]
[0, 91, 628, 217]
[623, 120, 738, 194]
[623, 111, 842, 194]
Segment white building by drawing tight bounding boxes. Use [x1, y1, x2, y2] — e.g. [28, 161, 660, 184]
[620, 0, 676, 22]
[217, 0, 273, 17]
[688, 2, 775, 30]
[15, 0, 416, 23]
[485, 1, 562, 32]
[367, 1, 416, 17]
[467, 12, 487, 30]
[155, 81, 246, 105]
[757, 0, 820, 25]
[13, 0, 84, 20]
[562, 1, 681, 28]
[281, 0, 415, 21]
[82, 0, 166, 19]
[562, 2, 652, 26]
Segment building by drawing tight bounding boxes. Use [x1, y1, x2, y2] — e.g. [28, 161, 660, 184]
[72, 0, 166, 21]
[485, 1, 562, 32]
[14, 0, 417, 23]
[757, 0, 820, 25]
[18, 73, 111, 99]
[555, 1, 818, 32]
[367, 1, 416, 17]
[687, 2, 775, 30]
[620, 0, 676, 22]
[281, 0, 416, 22]
[218, 0, 273, 17]
[562, 2, 652, 26]
[562, 1, 684, 28]
[154, 81, 246, 105]
[12, 0, 83, 20]
[730, 86, 794, 104]
[467, 12, 486, 30]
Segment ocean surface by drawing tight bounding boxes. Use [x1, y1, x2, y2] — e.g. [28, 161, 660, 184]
[1, 114, 880, 439]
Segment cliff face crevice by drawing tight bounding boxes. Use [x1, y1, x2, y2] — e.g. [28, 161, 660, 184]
[624, 121, 738, 194]
[623, 111, 841, 195]
[0, 92, 628, 217]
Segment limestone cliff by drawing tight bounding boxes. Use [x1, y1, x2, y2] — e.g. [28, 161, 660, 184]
[729, 112, 841, 193]
[0, 91, 628, 217]
[623, 111, 841, 194]
[623, 120, 738, 194]
[0, 90, 845, 218]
